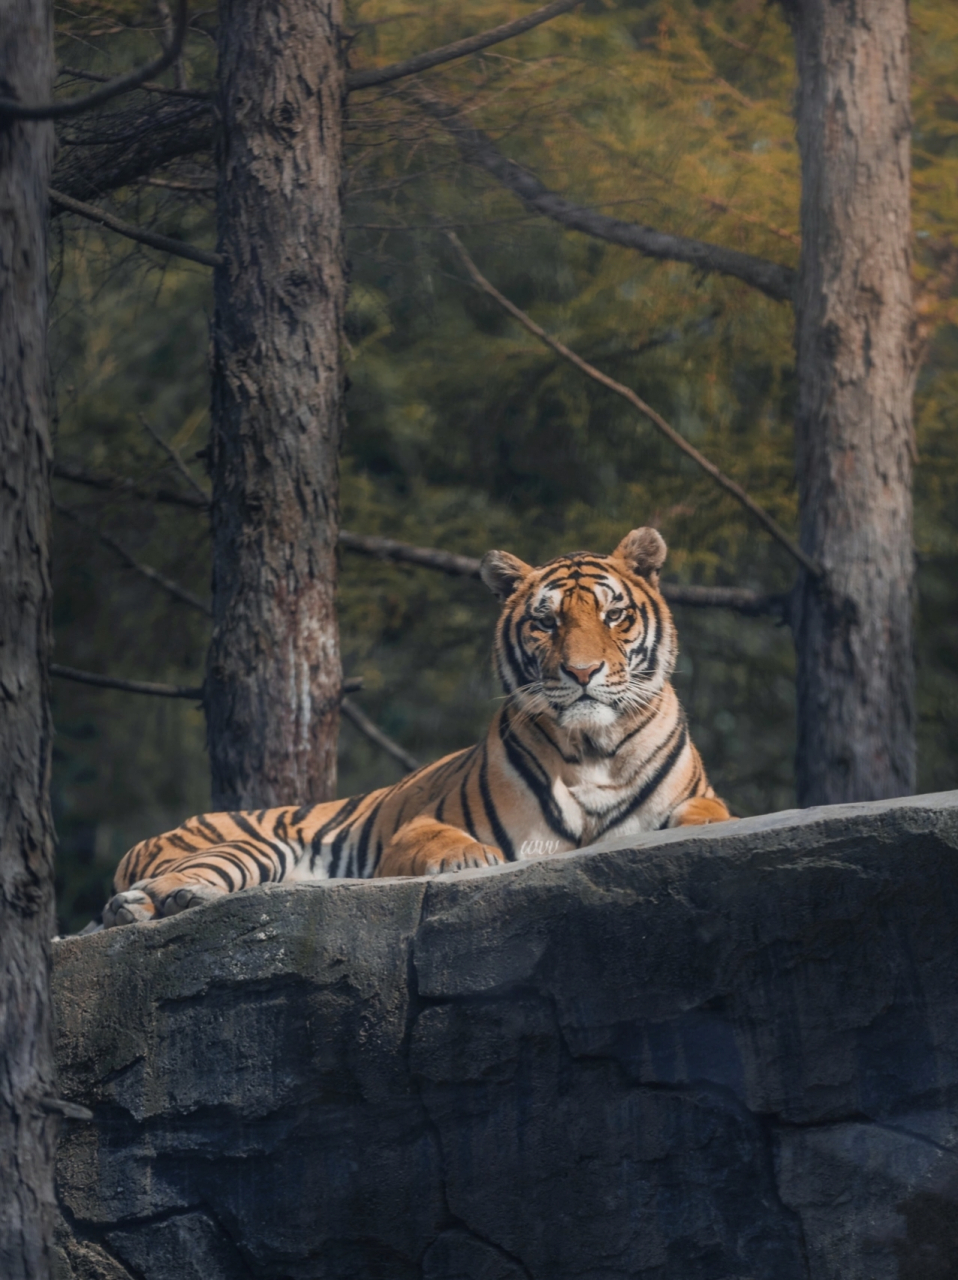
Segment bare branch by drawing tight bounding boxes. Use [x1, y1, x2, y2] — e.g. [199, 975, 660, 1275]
[50, 664, 363, 700]
[0, 0, 190, 120]
[338, 530, 484, 578]
[55, 503, 212, 615]
[56, 65, 210, 101]
[339, 528, 789, 614]
[407, 85, 796, 303]
[53, 461, 209, 509]
[49, 188, 223, 267]
[138, 414, 210, 501]
[447, 232, 821, 578]
[51, 97, 213, 206]
[347, 0, 582, 91]
[341, 698, 421, 772]
[50, 664, 204, 699]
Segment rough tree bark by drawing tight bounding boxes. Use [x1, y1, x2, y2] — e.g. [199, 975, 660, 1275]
[207, 0, 346, 808]
[0, 0, 58, 1272]
[790, 0, 916, 805]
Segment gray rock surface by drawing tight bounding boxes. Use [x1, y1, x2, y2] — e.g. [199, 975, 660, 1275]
[52, 791, 958, 1280]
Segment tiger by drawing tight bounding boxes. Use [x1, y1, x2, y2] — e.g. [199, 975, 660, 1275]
[102, 527, 732, 928]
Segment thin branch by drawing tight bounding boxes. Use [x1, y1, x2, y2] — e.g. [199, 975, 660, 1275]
[339, 528, 788, 614]
[51, 97, 213, 206]
[56, 64, 210, 101]
[0, 0, 190, 120]
[49, 187, 223, 267]
[138, 414, 210, 501]
[50, 664, 204, 699]
[346, 0, 582, 91]
[407, 85, 795, 303]
[53, 461, 209, 509]
[51, 664, 364, 699]
[338, 530, 484, 579]
[341, 698, 421, 772]
[447, 232, 821, 578]
[55, 503, 212, 615]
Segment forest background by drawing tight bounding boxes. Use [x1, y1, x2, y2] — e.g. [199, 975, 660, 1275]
[49, 0, 958, 932]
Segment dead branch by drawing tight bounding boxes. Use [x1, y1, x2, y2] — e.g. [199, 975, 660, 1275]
[53, 461, 209, 509]
[50, 664, 364, 700]
[341, 698, 421, 772]
[0, 0, 189, 120]
[50, 664, 204, 699]
[339, 529, 787, 614]
[447, 232, 821, 578]
[347, 0, 582, 91]
[138, 415, 210, 501]
[55, 503, 212, 615]
[51, 97, 213, 206]
[56, 65, 210, 101]
[49, 188, 223, 267]
[407, 85, 795, 303]
[53, 475, 788, 611]
[338, 530, 484, 578]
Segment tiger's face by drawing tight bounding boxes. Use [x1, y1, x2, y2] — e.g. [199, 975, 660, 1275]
[481, 528, 677, 730]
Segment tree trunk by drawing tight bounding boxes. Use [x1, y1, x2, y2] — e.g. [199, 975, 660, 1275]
[790, 0, 916, 805]
[0, 0, 58, 1272]
[207, 0, 346, 809]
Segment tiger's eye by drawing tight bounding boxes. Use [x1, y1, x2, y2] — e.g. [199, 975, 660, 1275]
[605, 608, 623, 625]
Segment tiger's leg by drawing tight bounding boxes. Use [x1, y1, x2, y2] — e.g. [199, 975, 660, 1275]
[103, 844, 269, 927]
[374, 816, 504, 878]
[668, 796, 734, 827]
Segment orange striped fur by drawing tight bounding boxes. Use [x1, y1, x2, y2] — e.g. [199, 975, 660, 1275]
[103, 528, 731, 927]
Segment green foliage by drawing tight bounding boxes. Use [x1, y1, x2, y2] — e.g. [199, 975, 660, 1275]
[49, 0, 958, 931]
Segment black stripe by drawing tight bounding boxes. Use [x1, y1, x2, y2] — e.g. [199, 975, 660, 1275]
[499, 710, 578, 842]
[196, 814, 228, 842]
[310, 794, 365, 871]
[354, 797, 387, 879]
[459, 774, 479, 841]
[478, 744, 516, 861]
[598, 722, 688, 837]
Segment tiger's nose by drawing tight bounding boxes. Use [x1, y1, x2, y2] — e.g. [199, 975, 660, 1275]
[563, 661, 603, 686]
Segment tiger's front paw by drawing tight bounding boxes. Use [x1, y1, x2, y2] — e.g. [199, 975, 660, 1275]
[102, 884, 157, 928]
[102, 875, 227, 927]
[375, 816, 504, 878]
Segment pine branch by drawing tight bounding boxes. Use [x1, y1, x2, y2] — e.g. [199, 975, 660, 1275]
[53, 474, 789, 611]
[53, 461, 209, 509]
[340, 698, 421, 772]
[50, 665, 364, 700]
[55, 503, 212, 615]
[138, 415, 210, 501]
[56, 65, 210, 101]
[49, 188, 223, 268]
[51, 97, 213, 206]
[346, 0, 582, 91]
[338, 530, 485, 579]
[447, 232, 821, 578]
[339, 529, 788, 614]
[50, 664, 204, 699]
[407, 85, 796, 303]
[0, 0, 190, 121]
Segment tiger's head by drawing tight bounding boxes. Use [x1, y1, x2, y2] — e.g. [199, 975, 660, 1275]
[480, 528, 677, 731]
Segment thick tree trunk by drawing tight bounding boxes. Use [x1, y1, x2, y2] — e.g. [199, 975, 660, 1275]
[790, 0, 916, 805]
[207, 0, 346, 809]
[0, 0, 58, 1272]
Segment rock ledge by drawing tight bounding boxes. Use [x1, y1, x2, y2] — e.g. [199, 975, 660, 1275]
[54, 792, 958, 1280]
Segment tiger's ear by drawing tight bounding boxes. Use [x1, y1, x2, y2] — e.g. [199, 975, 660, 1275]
[480, 550, 533, 602]
[613, 527, 667, 585]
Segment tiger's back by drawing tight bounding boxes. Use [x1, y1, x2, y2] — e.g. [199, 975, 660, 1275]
[105, 527, 731, 927]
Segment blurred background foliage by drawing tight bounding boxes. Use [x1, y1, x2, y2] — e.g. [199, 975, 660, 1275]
[49, 0, 958, 931]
